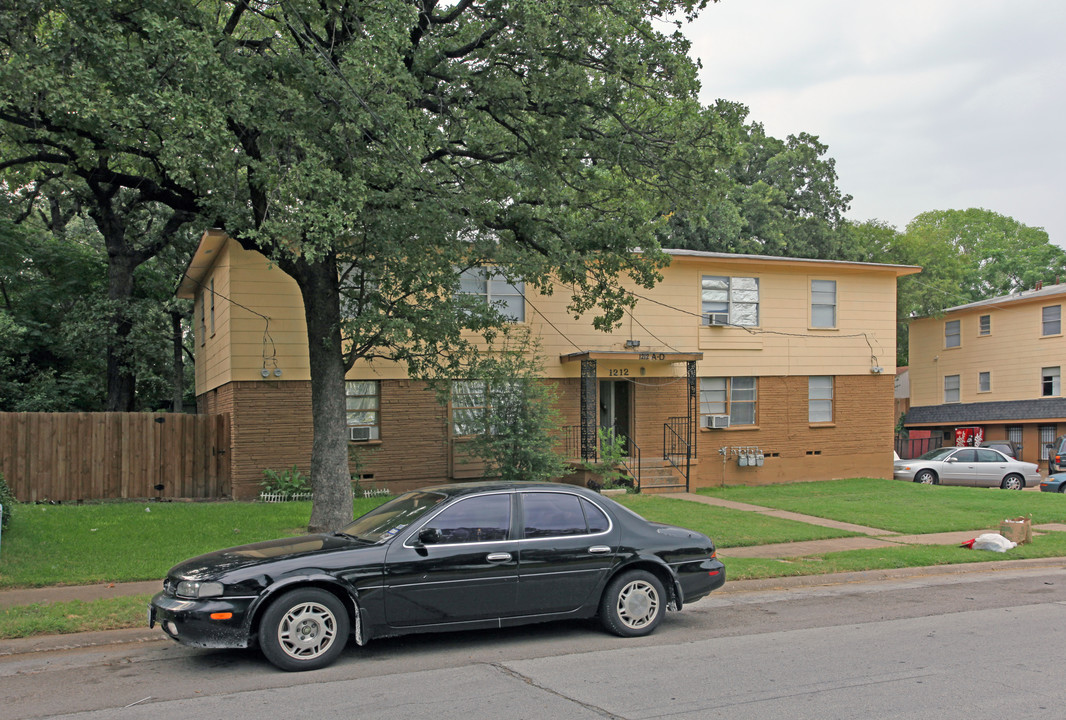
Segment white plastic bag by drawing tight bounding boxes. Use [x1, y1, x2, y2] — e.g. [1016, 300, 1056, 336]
[971, 533, 1017, 552]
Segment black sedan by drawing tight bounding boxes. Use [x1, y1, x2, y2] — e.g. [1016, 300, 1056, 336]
[149, 482, 725, 671]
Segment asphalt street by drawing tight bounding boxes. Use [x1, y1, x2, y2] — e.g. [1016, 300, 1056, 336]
[4, 563, 1066, 719]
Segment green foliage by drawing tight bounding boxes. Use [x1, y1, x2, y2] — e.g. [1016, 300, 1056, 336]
[663, 122, 855, 260]
[260, 466, 312, 498]
[453, 347, 568, 484]
[583, 427, 632, 490]
[0, 471, 15, 529]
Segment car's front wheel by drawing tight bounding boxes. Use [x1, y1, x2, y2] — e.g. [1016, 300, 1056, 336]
[914, 469, 938, 485]
[1001, 474, 1024, 491]
[599, 570, 665, 638]
[259, 588, 350, 671]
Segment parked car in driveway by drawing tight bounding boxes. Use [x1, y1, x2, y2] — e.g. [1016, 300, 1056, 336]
[149, 481, 726, 671]
[893, 446, 1042, 489]
[1046, 436, 1066, 474]
[979, 440, 1021, 459]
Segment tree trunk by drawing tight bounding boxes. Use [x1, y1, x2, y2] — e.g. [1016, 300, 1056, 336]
[297, 252, 355, 533]
[105, 248, 137, 411]
[171, 310, 185, 412]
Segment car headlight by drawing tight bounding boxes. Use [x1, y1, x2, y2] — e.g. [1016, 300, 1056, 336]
[176, 580, 224, 599]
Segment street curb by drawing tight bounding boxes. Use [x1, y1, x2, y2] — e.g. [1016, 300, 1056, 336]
[3, 557, 1065, 659]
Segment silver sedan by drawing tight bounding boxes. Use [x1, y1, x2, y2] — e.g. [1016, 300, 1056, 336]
[893, 446, 1043, 489]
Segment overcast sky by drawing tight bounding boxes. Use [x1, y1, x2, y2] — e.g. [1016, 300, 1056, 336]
[680, 0, 1065, 245]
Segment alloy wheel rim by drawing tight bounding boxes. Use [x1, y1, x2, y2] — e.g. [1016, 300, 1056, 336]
[278, 602, 338, 659]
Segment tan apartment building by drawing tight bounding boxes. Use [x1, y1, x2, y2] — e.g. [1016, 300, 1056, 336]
[904, 283, 1066, 464]
[179, 231, 917, 499]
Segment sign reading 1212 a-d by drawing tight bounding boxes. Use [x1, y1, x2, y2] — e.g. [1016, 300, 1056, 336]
[638, 353, 666, 361]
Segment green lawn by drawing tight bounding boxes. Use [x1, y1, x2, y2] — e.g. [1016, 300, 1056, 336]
[696, 477, 1066, 534]
[0, 497, 391, 589]
[613, 494, 860, 547]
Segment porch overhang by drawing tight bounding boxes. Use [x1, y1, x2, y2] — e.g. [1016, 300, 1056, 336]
[559, 350, 703, 364]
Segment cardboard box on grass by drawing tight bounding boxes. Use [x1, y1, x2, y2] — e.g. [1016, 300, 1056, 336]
[999, 516, 1032, 544]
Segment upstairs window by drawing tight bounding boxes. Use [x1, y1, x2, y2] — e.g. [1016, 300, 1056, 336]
[978, 314, 991, 336]
[944, 375, 960, 403]
[701, 276, 759, 326]
[1043, 305, 1061, 336]
[810, 280, 837, 328]
[944, 320, 960, 348]
[1042, 367, 1061, 397]
[459, 268, 525, 321]
[978, 371, 991, 393]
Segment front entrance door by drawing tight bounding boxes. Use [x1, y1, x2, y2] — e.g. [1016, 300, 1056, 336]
[599, 380, 631, 440]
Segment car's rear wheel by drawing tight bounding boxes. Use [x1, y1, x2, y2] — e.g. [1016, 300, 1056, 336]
[1001, 474, 1024, 491]
[914, 470, 938, 485]
[259, 588, 350, 672]
[599, 570, 665, 638]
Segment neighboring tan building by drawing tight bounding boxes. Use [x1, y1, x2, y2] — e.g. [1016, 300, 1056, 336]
[178, 231, 918, 499]
[904, 283, 1066, 464]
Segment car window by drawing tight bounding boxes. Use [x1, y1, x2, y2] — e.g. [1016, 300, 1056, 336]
[423, 494, 511, 544]
[341, 490, 447, 543]
[920, 447, 956, 461]
[523, 493, 588, 538]
[976, 449, 1003, 462]
[952, 449, 977, 462]
[582, 498, 610, 534]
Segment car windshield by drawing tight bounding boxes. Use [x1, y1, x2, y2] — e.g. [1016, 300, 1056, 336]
[339, 491, 447, 543]
[918, 447, 957, 461]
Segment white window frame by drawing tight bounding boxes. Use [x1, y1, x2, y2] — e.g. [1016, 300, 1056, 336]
[701, 275, 759, 326]
[808, 376, 833, 423]
[1042, 367, 1061, 397]
[1043, 305, 1061, 336]
[810, 280, 837, 329]
[345, 380, 381, 440]
[700, 377, 757, 425]
[944, 374, 960, 403]
[944, 319, 961, 348]
[978, 371, 991, 393]
[451, 380, 488, 436]
[459, 268, 525, 322]
[978, 314, 991, 336]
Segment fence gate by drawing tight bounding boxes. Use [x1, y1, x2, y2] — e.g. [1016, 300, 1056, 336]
[0, 412, 231, 502]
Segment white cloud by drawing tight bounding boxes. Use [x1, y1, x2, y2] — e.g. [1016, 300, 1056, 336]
[682, 0, 1066, 242]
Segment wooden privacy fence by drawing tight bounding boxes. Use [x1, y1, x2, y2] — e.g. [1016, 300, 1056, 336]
[0, 412, 230, 502]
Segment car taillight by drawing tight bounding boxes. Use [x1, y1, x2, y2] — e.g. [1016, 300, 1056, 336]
[1056, 455, 1062, 464]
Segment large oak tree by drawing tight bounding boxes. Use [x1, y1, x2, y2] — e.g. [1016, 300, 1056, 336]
[1, 0, 741, 530]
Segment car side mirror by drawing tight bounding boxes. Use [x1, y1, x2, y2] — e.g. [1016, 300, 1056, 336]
[417, 527, 442, 546]
[946, 457, 957, 463]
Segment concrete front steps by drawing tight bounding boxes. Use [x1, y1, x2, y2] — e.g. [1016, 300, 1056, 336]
[635, 459, 690, 494]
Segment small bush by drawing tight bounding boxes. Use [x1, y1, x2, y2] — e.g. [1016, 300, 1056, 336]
[0, 472, 15, 529]
[260, 465, 312, 499]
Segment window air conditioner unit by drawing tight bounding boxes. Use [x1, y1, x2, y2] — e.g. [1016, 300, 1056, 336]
[706, 312, 730, 326]
[348, 426, 371, 442]
[704, 414, 731, 429]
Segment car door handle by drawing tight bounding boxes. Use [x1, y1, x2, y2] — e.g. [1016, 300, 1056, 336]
[486, 553, 512, 562]
[588, 546, 611, 554]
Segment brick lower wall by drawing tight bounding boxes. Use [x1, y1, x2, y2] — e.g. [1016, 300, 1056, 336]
[205, 373, 895, 499]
